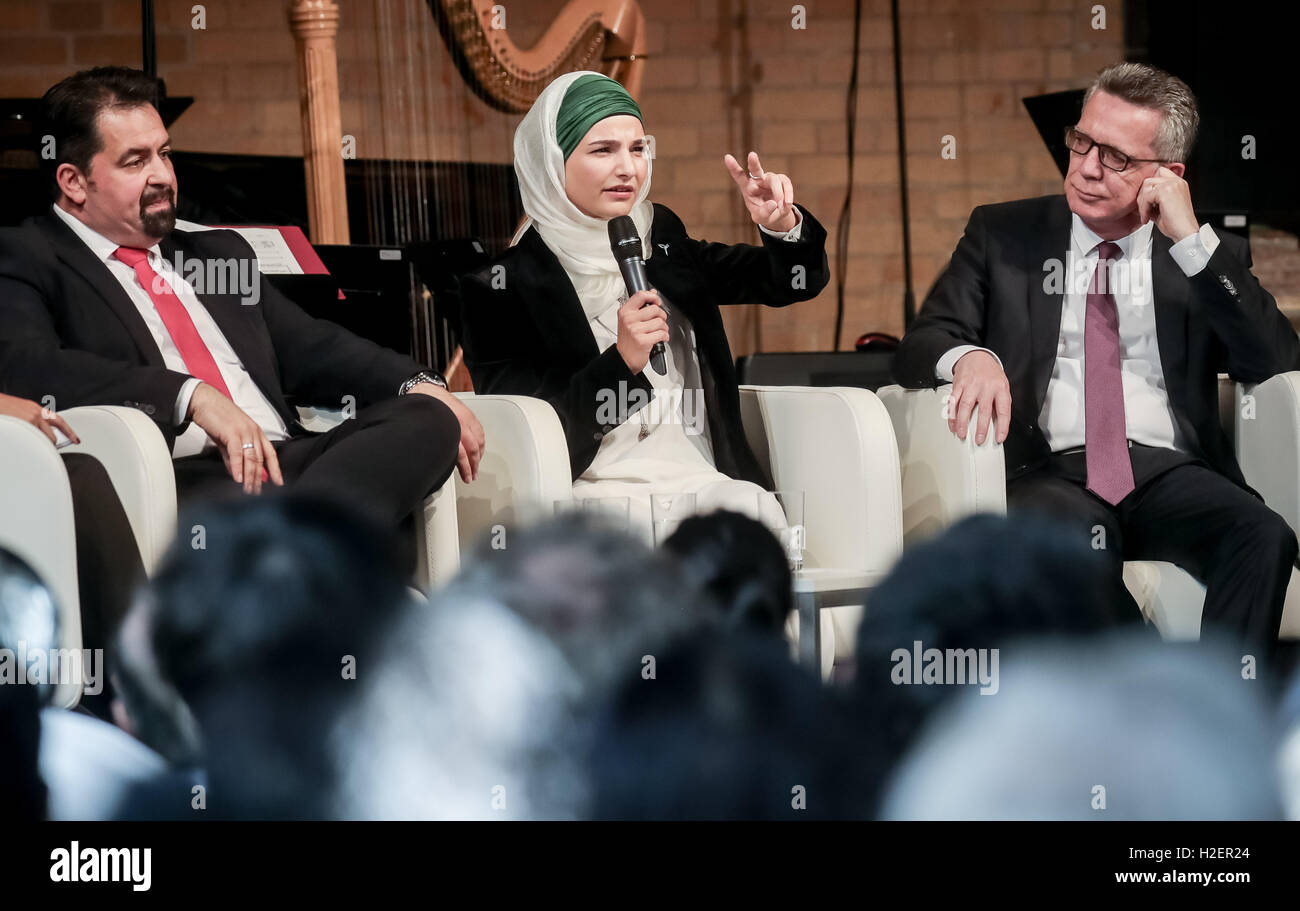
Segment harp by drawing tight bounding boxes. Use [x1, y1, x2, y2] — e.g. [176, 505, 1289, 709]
[287, 0, 649, 389]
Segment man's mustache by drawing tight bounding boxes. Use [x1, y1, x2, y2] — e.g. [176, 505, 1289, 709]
[140, 188, 175, 208]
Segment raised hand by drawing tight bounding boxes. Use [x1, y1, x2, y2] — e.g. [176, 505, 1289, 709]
[723, 151, 799, 233]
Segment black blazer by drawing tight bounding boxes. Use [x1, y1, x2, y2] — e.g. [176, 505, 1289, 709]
[892, 194, 1300, 488]
[459, 203, 830, 483]
[0, 213, 425, 448]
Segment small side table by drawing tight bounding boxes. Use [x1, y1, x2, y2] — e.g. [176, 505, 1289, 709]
[792, 568, 888, 675]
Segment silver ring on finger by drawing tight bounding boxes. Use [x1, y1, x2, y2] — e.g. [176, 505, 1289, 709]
[747, 170, 762, 180]
[241, 442, 255, 450]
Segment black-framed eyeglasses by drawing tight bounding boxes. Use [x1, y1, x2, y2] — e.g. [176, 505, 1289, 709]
[1064, 127, 1165, 173]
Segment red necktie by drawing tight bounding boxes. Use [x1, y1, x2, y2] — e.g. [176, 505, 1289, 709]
[113, 246, 233, 401]
[1083, 240, 1135, 505]
[115, 247, 267, 482]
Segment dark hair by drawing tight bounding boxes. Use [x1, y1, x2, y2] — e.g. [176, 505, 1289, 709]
[662, 510, 792, 634]
[587, 629, 880, 819]
[1085, 62, 1199, 162]
[37, 66, 164, 201]
[449, 512, 708, 691]
[117, 494, 409, 819]
[851, 513, 1117, 811]
[0, 549, 51, 820]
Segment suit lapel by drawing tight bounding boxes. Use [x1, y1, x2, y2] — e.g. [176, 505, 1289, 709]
[36, 214, 165, 367]
[516, 229, 601, 364]
[160, 231, 249, 346]
[162, 231, 293, 422]
[1027, 196, 1074, 414]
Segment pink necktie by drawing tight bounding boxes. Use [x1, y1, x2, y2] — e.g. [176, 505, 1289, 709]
[1084, 241, 1135, 505]
[113, 246, 234, 401]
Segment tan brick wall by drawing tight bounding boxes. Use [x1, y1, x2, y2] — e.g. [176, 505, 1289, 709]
[0, 0, 1125, 354]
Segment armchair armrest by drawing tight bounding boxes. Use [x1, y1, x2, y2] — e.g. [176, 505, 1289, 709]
[453, 393, 572, 554]
[1235, 371, 1300, 536]
[291, 404, 463, 590]
[739, 385, 902, 671]
[0, 415, 82, 707]
[738, 385, 902, 572]
[59, 406, 176, 575]
[876, 384, 1006, 546]
[414, 476, 459, 589]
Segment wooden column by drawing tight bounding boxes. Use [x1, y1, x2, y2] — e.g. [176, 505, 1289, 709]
[289, 0, 349, 243]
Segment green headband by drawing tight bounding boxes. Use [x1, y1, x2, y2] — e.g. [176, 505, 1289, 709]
[555, 73, 644, 161]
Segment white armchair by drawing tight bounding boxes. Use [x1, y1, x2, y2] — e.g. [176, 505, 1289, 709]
[296, 403, 461, 588]
[451, 393, 574, 555]
[3, 397, 465, 710]
[0, 405, 175, 707]
[878, 378, 1300, 641]
[445, 386, 905, 677]
[740, 385, 904, 672]
[58, 406, 178, 574]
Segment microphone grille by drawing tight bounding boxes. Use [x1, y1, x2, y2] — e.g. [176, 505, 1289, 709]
[607, 215, 642, 261]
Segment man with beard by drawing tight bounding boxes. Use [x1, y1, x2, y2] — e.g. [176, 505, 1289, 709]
[0, 68, 481, 552]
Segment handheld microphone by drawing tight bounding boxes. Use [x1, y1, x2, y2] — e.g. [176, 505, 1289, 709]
[608, 215, 666, 374]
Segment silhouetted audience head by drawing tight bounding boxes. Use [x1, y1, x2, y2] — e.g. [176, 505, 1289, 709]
[851, 514, 1116, 810]
[449, 512, 708, 690]
[662, 510, 792, 634]
[1278, 670, 1300, 819]
[332, 593, 586, 819]
[0, 548, 53, 820]
[587, 628, 877, 819]
[115, 495, 410, 819]
[882, 633, 1282, 819]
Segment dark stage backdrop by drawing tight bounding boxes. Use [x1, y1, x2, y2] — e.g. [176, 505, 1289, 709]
[1128, 0, 1300, 235]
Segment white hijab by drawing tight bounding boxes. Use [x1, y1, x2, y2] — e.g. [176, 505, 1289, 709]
[512, 70, 655, 322]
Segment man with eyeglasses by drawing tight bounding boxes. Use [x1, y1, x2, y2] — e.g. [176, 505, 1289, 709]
[893, 62, 1300, 656]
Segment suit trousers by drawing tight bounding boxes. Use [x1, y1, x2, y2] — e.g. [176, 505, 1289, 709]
[171, 394, 460, 536]
[62, 452, 146, 719]
[1008, 443, 1297, 657]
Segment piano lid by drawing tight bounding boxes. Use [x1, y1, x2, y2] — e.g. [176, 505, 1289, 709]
[1022, 89, 1085, 180]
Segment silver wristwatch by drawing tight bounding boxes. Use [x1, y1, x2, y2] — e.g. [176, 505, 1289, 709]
[398, 371, 448, 395]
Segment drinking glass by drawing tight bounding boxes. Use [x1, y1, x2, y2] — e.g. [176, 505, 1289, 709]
[650, 492, 697, 546]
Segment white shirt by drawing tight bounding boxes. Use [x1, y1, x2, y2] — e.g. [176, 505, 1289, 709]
[936, 215, 1221, 452]
[52, 205, 288, 457]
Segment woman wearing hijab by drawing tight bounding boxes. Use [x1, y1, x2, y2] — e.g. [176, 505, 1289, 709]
[460, 71, 829, 538]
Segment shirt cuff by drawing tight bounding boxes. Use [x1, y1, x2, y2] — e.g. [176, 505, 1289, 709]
[175, 377, 202, 425]
[1168, 223, 1221, 277]
[936, 345, 1002, 382]
[758, 208, 803, 242]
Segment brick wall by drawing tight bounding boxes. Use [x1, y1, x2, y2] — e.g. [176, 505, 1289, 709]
[0, 0, 1127, 354]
